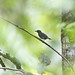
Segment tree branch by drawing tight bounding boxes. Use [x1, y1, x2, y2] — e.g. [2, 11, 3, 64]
[0, 50, 37, 75]
[0, 67, 37, 75]
[0, 67, 23, 72]
[0, 50, 21, 69]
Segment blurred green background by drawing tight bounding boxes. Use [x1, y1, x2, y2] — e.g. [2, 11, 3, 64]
[0, 0, 62, 75]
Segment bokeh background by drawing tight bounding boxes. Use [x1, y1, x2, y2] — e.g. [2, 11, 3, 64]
[0, 0, 62, 75]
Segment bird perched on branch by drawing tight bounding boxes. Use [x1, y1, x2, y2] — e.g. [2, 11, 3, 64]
[35, 30, 51, 40]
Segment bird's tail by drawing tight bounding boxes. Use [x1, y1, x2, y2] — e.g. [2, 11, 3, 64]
[48, 37, 52, 40]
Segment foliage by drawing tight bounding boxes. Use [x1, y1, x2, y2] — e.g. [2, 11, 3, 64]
[0, 0, 62, 75]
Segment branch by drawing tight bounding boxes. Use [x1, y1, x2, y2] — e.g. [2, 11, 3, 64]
[0, 17, 74, 72]
[0, 67, 23, 72]
[0, 50, 21, 69]
[0, 50, 37, 75]
[0, 67, 37, 75]
[0, 58, 6, 70]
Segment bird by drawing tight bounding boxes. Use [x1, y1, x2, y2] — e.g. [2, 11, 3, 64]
[35, 30, 51, 40]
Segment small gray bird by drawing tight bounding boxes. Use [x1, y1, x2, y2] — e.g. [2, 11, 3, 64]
[35, 30, 51, 40]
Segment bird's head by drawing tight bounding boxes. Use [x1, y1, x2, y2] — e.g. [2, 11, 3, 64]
[35, 30, 41, 33]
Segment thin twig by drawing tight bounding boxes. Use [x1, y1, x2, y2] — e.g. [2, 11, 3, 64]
[0, 67, 37, 75]
[0, 67, 24, 73]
